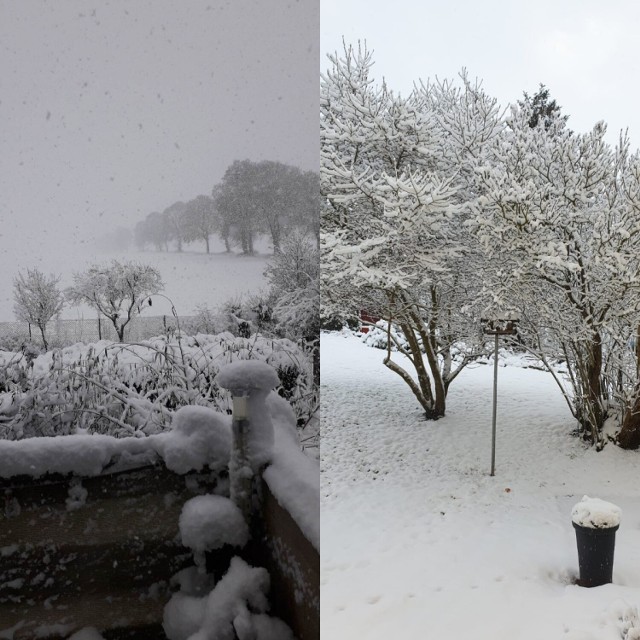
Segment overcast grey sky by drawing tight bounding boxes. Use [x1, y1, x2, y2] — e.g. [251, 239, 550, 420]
[1, 0, 318, 253]
[321, 0, 640, 151]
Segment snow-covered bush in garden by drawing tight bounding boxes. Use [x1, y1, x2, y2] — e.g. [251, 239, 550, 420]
[473, 103, 640, 448]
[322, 45, 498, 419]
[0, 332, 314, 440]
[182, 304, 229, 336]
[360, 320, 407, 351]
[214, 295, 278, 340]
[0, 326, 40, 353]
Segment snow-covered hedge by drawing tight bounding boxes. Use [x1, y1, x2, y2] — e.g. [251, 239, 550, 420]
[0, 332, 315, 440]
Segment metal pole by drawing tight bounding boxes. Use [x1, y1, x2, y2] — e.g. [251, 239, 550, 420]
[491, 332, 499, 477]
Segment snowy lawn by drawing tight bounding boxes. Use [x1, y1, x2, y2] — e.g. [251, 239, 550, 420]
[321, 331, 640, 640]
[0, 238, 271, 322]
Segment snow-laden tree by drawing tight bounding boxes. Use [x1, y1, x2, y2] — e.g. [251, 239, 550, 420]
[13, 268, 64, 350]
[321, 45, 502, 419]
[134, 211, 171, 252]
[214, 160, 262, 255]
[163, 201, 188, 252]
[214, 159, 317, 254]
[67, 261, 164, 342]
[211, 184, 233, 252]
[183, 195, 217, 253]
[473, 106, 640, 447]
[265, 229, 319, 342]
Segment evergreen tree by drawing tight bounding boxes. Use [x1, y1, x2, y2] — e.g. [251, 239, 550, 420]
[519, 84, 569, 130]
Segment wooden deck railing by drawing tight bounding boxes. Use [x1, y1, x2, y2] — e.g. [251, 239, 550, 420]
[0, 460, 319, 639]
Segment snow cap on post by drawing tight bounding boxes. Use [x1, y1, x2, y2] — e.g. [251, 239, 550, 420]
[216, 360, 280, 394]
[217, 360, 279, 471]
[571, 495, 622, 529]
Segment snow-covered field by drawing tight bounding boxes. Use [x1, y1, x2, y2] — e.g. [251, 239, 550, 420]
[321, 331, 640, 640]
[0, 236, 270, 322]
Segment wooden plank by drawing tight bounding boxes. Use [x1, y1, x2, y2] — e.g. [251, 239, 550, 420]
[0, 589, 168, 639]
[0, 540, 192, 601]
[251, 478, 320, 640]
[0, 464, 223, 637]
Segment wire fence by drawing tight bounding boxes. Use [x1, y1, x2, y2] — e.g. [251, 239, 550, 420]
[0, 315, 195, 350]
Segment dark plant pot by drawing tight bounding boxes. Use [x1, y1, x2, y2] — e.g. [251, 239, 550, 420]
[572, 521, 619, 587]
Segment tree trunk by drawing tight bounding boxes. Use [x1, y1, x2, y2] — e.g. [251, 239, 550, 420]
[39, 324, 48, 351]
[205, 235, 210, 254]
[407, 307, 446, 418]
[618, 324, 640, 449]
[582, 334, 603, 443]
[271, 225, 281, 253]
[381, 293, 446, 421]
[619, 395, 640, 449]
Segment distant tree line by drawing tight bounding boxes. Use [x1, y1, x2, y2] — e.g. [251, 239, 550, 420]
[134, 159, 319, 255]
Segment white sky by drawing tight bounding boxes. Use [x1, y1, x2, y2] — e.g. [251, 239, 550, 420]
[321, 0, 640, 151]
[1, 0, 318, 255]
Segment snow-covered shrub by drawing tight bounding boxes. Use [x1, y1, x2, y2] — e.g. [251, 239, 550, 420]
[360, 320, 407, 351]
[182, 304, 227, 336]
[0, 332, 315, 440]
[215, 293, 279, 340]
[0, 327, 38, 353]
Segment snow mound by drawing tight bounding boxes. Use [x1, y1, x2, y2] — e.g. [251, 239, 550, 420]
[264, 402, 319, 551]
[163, 592, 208, 640]
[217, 361, 280, 392]
[156, 406, 231, 475]
[0, 405, 231, 479]
[571, 495, 622, 529]
[163, 556, 295, 640]
[0, 434, 136, 478]
[179, 495, 249, 553]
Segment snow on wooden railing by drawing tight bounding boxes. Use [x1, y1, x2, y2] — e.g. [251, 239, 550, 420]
[217, 360, 319, 640]
[0, 361, 319, 640]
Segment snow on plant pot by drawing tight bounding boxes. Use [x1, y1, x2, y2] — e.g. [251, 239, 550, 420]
[179, 494, 249, 578]
[571, 495, 621, 587]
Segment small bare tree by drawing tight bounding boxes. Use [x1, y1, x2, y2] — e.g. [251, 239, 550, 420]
[13, 268, 64, 350]
[67, 261, 164, 342]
